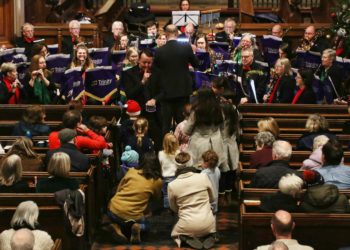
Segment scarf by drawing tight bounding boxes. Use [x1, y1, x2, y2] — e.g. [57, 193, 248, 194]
[292, 87, 305, 104]
[33, 77, 51, 104]
[3, 78, 20, 104]
[268, 77, 282, 103]
[24, 36, 35, 43]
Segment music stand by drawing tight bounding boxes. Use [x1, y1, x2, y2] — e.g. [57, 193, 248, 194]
[172, 11, 200, 26]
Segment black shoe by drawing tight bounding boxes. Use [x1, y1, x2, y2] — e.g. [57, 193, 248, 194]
[203, 235, 215, 249]
[102, 224, 128, 244]
[180, 235, 203, 249]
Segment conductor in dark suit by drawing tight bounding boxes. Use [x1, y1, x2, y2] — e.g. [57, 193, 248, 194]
[148, 24, 199, 135]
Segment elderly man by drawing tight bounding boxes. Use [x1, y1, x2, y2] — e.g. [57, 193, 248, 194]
[13, 23, 38, 59]
[235, 48, 268, 104]
[10, 228, 35, 250]
[255, 210, 314, 250]
[316, 139, 350, 189]
[103, 21, 125, 49]
[215, 18, 238, 43]
[298, 25, 331, 53]
[272, 24, 284, 38]
[250, 140, 299, 188]
[61, 20, 82, 55]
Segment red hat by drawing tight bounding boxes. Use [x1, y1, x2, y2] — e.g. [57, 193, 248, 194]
[125, 100, 141, 116]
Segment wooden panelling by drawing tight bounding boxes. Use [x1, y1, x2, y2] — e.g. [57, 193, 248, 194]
[0, 0, 14, 47]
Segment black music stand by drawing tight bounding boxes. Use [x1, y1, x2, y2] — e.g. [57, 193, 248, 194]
[172, 11, 200, 26]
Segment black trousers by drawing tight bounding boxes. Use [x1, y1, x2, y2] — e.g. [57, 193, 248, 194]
[160, 96, 189, 136]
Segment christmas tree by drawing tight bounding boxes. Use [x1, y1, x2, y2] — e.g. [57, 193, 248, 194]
[331, 0, 350, 57]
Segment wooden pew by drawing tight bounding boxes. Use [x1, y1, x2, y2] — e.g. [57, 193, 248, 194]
[240, 133, 350, 150]
[0, 105, 121, 122]
[239, 104, 349, 119]
[52, 239, 62, 250]
[239, 202, 350, 250]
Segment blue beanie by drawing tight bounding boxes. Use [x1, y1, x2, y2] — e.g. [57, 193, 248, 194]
[121, 145, 139, 167]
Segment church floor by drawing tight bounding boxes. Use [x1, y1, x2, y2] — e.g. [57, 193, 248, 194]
[91, 201, 239, 250]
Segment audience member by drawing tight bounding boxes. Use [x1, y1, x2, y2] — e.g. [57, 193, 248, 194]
[268, 241, 289, 250]
[0, 201, 54, 250]
[159, 133, 180, 209]
[119, 100, 141, 144]
[255, 210, 314, 250]
[297, 114, 336, 150]
[12, 105, 50, 137]
[0, 63, 23, 104]
[0, 154, 30, 193]
[201, 150, 220, 213]
[258, 117, 280, 139]
[36, 152, 79, 193]
[174, 103, 191, 151]
[46, 128, 89, 172]
[301, 135, 329, 170]
[251, 140, 298, 188]
[168, 152, 216, 249]
[4, 137, 44, 171]
[260, 174, 303, 212]
[316, 139, 350, 189]
[300, 169, 350, 213]
[88, 116, 108, 136]
[108, 152, 162, 244]
[184, 88, 226, 167]
[10, 228, 35, 250]
[250, 132, 275, 169]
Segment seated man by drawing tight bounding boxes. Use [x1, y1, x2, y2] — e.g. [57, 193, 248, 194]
[316, 139, 350, 189]
[250, 140, 298, 188]
[297, 25, 331, 53]
[13, 22, 38, 59]
[255, 210, 314, 250]
[103, 21, 125, 49]
[10, 228, 35, 250]
[215, 18, 238, 43]
[45, 128, 89, 172]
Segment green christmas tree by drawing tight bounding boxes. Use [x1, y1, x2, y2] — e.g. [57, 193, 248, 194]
[331, 0, 350, 57]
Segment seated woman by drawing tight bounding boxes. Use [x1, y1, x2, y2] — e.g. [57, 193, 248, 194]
[195, 34, 215, 71]
[26, 55, 56, 104]
[70, 44, 94, 72]
[297, 114, 337, 150]
[231, 33, 263, 63]
[292, 69, 317, 104]
[122, 47, 139, 71]
[301, 135, 330, 170]
[4, 137, 44, 171]
[168, 152, 216, 249]
[107, 152, 162, 244]
[260, 173, 303, 212]
[31, 43, 49, 59]
[257, 116, 280, 139]
[0, 201, 54, 250]
[0, 154, 30, 193]
[12, 105, 50, 137]
[36, 152, 79, 193]
[264, 58, 295, 103]
[0, 62, 23, 104]
[249, 131, 276, 169]
[155, 33, 167, 48]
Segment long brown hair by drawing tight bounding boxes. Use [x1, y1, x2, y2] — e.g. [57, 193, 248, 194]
[29, 55, 51, 78]
[5, 137, 38, 159]
[70, 44, 94, 71]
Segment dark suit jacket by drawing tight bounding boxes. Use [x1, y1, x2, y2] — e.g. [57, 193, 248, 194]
[250, 160, 298, 188]
[45, 143, 89, 172]
[294, 87, 317, 104]
[13, 36, 35, 59]
[316, 64, 346, 99]
[61, 36, 75, 56]
[152, 39, 199, 100]
[310, 37, 331, 54]
[103, 34, 116, 50]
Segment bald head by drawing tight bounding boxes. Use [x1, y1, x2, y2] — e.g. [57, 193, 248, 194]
[271, 210, 294, 238]
[304, 25, 316, 41]
[10, 228, 35, 250]
[165, 24, 179, 39]
[272, 24, 283, 38]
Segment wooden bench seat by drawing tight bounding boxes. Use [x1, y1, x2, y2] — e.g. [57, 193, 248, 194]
[239, 202, 350, 250]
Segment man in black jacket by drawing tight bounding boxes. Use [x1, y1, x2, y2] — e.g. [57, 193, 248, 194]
[13, 23, 37, 59]
[148, 24, 199, 135]
[250, 140, 298, 188]
[45, 128, 89, 172]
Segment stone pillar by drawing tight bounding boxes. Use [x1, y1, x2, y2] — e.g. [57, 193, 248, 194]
[14, 0, 25, 36]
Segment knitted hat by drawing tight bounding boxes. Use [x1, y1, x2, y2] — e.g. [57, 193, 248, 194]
[303, 170, 324, 187]
[125, 100, 141, 116]
[58, 128, 77, 144]
[121, 145, 139, 167]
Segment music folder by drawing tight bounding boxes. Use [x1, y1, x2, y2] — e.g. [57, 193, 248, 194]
[172, 11, 200, 26]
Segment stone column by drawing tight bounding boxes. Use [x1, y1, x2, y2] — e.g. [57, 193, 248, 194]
[13, 0, 25, 37]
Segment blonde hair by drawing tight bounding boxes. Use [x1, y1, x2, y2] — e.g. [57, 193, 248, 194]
[1, 62, 16, 75]
[0, 154, 22, 186]
[257, 117, 280, 138]
[123, 47, 139, 66]
[69, 20, 80, 29]
[322, 49, 336, 61]
[133, 117, 149, 147]
[6, 137, 38, 158]
[305, 114, 329, 133]
[163, 133, 179, 155]
[48, 152, 70, 178]
[10, 201, 39, 229]
[275, 58, 292, 76]
[313, 135, 329, 150]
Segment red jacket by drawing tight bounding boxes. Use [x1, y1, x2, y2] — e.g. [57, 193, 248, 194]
[49, 130, 108, 152]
